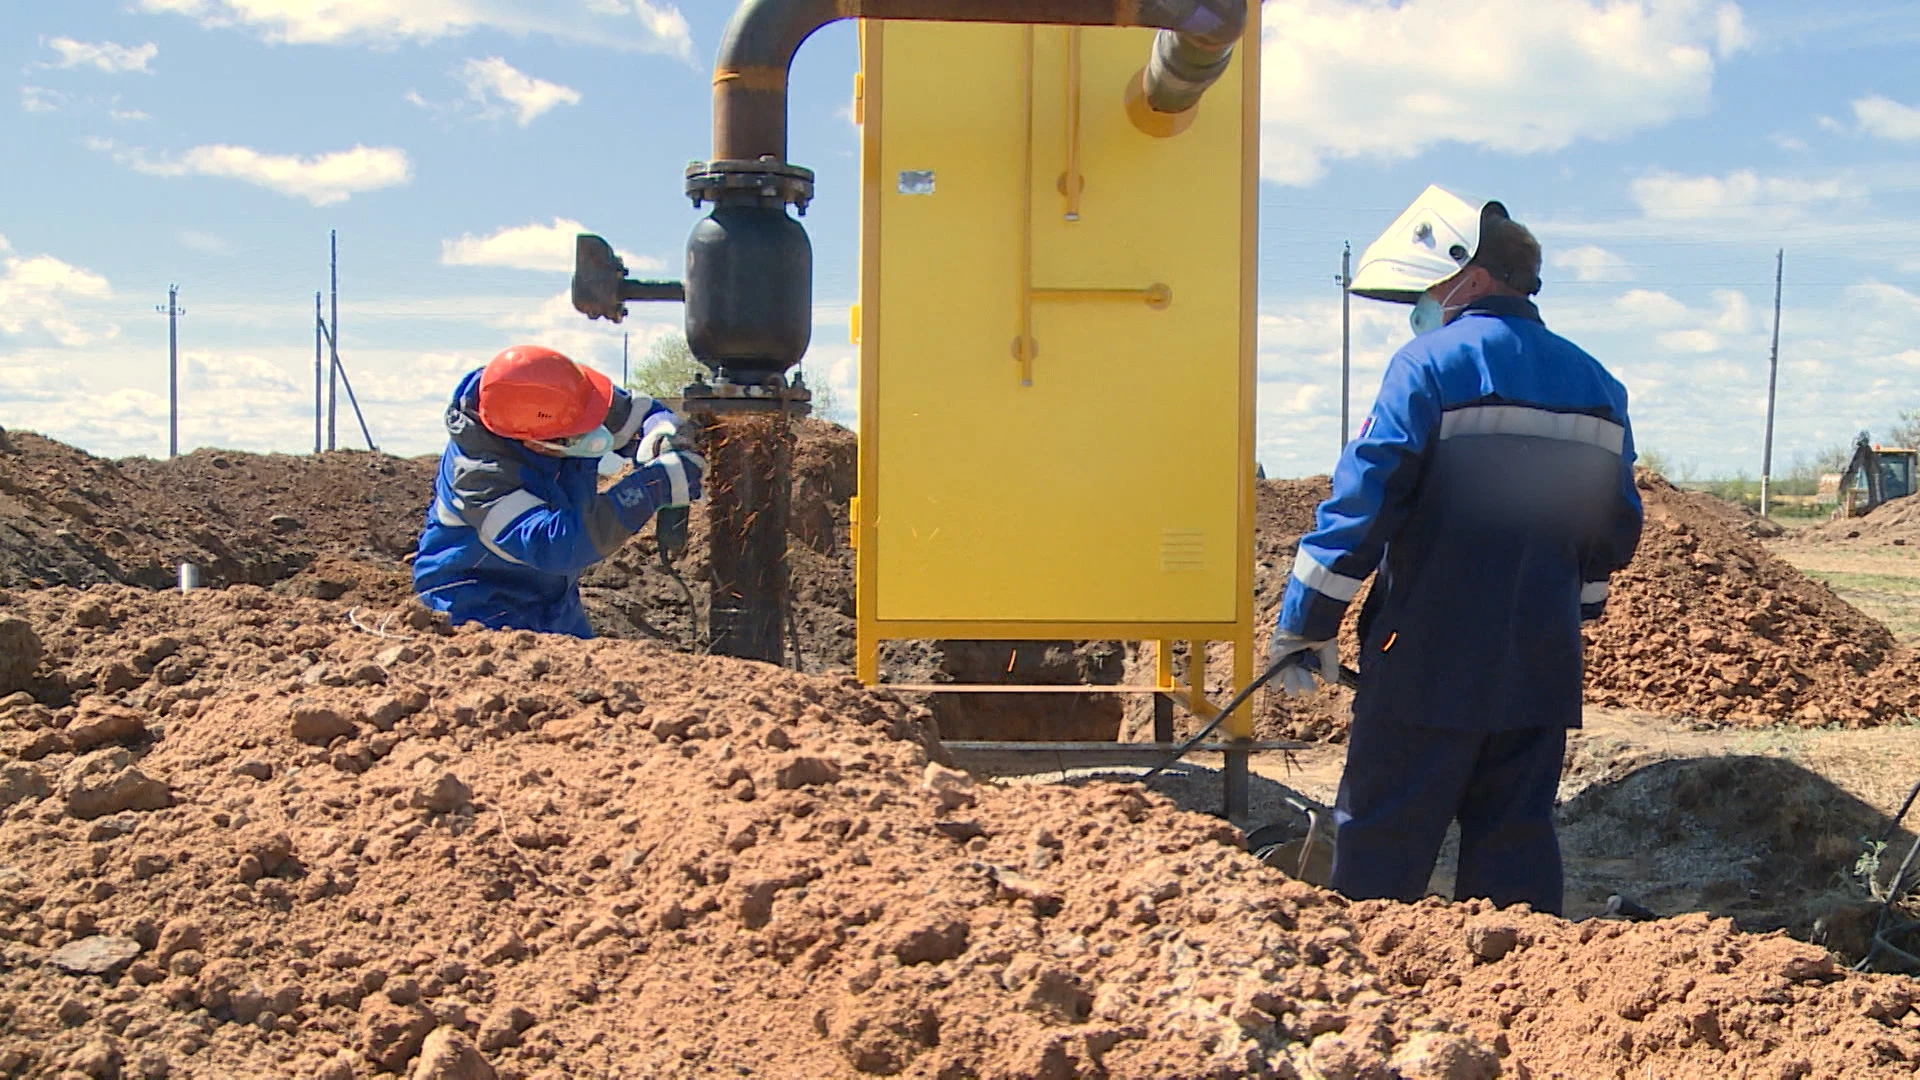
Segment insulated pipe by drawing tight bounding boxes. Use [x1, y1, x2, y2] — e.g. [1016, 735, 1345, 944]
[713, 0, 1248, 162]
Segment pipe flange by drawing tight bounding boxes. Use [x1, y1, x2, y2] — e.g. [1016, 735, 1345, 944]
[681, 376, 814, 416]
[686, 158, 816, 213]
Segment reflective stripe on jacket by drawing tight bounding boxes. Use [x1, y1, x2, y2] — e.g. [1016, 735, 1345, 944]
[1279, 295, 1644, 731]
[411, 368, 677, 638]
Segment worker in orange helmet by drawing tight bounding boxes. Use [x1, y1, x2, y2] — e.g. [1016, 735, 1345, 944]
[412, 344, 703, 637]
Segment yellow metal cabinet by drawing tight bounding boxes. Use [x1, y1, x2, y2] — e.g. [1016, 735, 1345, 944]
[854, 11, 1259, 721]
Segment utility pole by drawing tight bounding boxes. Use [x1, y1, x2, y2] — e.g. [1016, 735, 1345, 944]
[328, 229, 339, 452]
[1760, 248, 1784, 517]
[1338, 242, 1352, 448]
[313, 292, 324, 454]
[156, 285, 184, 458]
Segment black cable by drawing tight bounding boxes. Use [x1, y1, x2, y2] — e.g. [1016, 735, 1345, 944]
[786, 597, 804, 674]
[661, 563, 700, 652]
[1143, 656, 1360, 780]
[1856, 772, 1920, 972]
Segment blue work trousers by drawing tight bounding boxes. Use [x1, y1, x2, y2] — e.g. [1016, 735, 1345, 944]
[1329, 712, 1567, 915]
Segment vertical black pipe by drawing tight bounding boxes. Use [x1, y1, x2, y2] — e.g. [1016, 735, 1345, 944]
[700, 410, 794, 663]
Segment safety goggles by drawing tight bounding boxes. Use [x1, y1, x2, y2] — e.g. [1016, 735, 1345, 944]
[524, 425, 614, 459]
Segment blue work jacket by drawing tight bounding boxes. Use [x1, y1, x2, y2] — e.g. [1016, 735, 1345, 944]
[1279, 295, 1644, 731]
[412, 369, 676, 638]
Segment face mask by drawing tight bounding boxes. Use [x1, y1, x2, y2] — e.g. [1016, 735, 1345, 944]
[1409, 278, 1470, 335]
[527, 425, 613, 459]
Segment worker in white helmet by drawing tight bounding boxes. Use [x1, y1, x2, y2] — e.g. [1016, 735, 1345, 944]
[1266, 186, 1644, 915]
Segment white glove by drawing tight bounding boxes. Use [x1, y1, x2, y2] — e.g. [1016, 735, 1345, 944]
[1266, 626, 1340, 699]
[637, 424, 680, 463]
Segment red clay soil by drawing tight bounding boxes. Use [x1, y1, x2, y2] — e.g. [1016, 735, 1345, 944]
[1223, 472, 1920, 740]
[1584, 473, 1920, 726]
[0, 430, 303, 590]
[120, 449, 437, 565]
[0, 428, 435, 592]
[0, 584, 1916, 1079]
[1786, 495, 1920, 547]
[12, 422, 1920, 740]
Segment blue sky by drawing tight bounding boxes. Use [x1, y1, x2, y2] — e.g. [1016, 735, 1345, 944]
[3, 1, 1919, 479]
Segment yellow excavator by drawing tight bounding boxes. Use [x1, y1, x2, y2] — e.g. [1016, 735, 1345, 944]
[1837, 433, 1919, 518]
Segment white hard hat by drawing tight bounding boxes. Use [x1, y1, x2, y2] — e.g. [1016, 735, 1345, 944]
[1349, 184, 1513, 304]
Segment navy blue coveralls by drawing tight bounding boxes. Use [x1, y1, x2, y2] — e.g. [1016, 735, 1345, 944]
[412, 369, 677, 638]
[1277, 295, 1643, 914]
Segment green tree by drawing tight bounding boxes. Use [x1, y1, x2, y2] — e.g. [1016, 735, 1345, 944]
[1636, 448, 1699, 482]
[627, 331, 846, 425]
[1814, 441, 1853, 475]
[797, 360, 842, 424]
[626, 333, 705, 402]
[1889, 410, 1920, 449]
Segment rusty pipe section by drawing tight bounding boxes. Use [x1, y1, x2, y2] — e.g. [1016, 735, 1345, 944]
[713, 0, 1249, 161]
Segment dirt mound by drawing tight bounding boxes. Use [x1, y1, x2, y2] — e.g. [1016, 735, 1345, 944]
[1681, 486, 1787, 540]
[1211, 471, 1920, 739]
[0, 428, 436, 592]
[17, 422, 1920, 740]
[0, 430, 303, 589]
[1558, 752, 1891, 940]
[1788, 495, 1920, 547]
[1585, 472, 1920, 725]
[121, 448, 436, 564]
[0, 586, 1916, 1078]
[1247, 478, 1362, 742]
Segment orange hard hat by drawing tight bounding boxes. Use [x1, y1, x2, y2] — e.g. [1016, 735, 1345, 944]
[476, 345, 613, 442]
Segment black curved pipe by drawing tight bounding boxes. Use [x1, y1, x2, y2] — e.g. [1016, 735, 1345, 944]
[713, 0, 1250, 162]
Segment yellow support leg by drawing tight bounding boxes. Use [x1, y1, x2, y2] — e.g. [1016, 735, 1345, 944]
[1187, 640, 1208, 716]
[857, 626, 879, 686]
[1225, 626, 1255, 740]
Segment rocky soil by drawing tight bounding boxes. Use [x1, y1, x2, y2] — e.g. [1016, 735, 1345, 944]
[1231, 472, 1920, 743]
[1787, 495, 1920, 548]
[1583, 473, 1920, 726]
[12, 423, 1920, 746]
[0, 585, 1916, 1078]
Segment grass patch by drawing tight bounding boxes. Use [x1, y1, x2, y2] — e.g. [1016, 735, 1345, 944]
[1798, 569, 1920, 642]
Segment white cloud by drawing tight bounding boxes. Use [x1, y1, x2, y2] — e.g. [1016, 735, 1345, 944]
[1853, 95, 1920, 142]
[1259, 0, 1745, 184]
[458, 57, 581, 126]
[139, 0, 691, 56]
[441, 218, 662, 274]
[92, 139, 412, 206]
[1613, 288, 1691, 327]
[1629, 168, 1863, 223]
[46, 37, 158, 74]
[1768, 132, 1809, 153]
[21, 87, 66, 113]
[1552, 245, 1632, 283]
[490, 290, 656, 373]
[0, 250, 116, 348]
[110, 109, 153, 123]
[176, 229, 229, 254]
